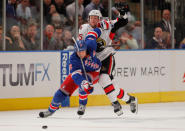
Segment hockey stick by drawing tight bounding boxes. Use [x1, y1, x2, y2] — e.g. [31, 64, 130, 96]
[72, 37, 89, 81]
[104, 44, 121, 47]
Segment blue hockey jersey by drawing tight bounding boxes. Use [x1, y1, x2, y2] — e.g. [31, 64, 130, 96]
[70, 28, 102, 86]
[70, 49, 101, 87]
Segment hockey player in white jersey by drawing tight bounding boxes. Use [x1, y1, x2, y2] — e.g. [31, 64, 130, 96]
[78, 6, 138, 116]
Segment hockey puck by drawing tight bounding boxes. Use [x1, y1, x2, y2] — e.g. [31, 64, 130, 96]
[42, 125, 48, 129]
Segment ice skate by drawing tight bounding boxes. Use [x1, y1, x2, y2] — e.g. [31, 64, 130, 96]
[77, 104, 86, 118]
[126, 95, 138, 114]
[112, 101, 123, 116]
[39, 110, 54, 118]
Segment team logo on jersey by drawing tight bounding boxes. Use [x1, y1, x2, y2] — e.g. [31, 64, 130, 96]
[96, 37, 106, 46]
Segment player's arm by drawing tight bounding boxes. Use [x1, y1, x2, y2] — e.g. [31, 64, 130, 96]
[71, 65, 93, 94]
[111, 2, 129, 33]
[85, 28, 102, 51]
[70, 55, 85, 86]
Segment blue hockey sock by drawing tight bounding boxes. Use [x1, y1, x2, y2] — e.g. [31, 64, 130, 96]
[79, 90, 88, 106]
[48, 89, 67, 113]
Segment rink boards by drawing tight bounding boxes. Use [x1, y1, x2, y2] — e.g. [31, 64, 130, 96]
[0, 50, 185, 110]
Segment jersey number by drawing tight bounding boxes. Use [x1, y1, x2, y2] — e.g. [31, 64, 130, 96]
[78, 34, 83, 40]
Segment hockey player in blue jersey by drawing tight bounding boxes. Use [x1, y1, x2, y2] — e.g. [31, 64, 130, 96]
[39, 38, 102, 118]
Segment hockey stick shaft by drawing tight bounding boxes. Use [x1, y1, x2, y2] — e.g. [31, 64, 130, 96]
[72, 37, 89, 81]
[105, 44, 121, 47]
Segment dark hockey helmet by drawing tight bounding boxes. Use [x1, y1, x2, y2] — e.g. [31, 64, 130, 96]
[74, 40, 87, 52]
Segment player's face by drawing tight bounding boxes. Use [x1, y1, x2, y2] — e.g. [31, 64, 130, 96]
[89, 16, 100, 28]
[77, 50, 86, 59]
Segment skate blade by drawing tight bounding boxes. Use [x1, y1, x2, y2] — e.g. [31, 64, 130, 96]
[116, 110, 123, 116]
[133, 97, 138, 114]
[78, 115, 83, 119]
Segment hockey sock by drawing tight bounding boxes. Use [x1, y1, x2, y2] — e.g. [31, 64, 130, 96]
[79, 90, 88, 105]
[116, 88, 130, 102]
[48, 89, 67, 113]
[99, 74, 117, 102]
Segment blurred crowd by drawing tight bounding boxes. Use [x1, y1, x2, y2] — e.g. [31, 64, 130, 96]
[0, 0, 184, 51]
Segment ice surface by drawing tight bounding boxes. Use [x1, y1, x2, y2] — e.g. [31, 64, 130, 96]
[0, 102, 185, 131]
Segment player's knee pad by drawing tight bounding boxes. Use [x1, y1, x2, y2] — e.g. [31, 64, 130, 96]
[99, 73, 116, 95]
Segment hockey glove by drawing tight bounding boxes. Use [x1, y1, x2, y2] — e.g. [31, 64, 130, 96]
[80, 80, 94, 94]
[115, 2, 129, 16]
[97, 20, 109, 30]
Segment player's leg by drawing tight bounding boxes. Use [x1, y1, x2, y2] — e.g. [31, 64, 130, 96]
[101, 55, 138, 114]
[99, 73, 123, 116]
[99, 55, 123, 116]
[39, 89, 68, 118]
[77, 90, 88, 116]
[77, 71, 99, 116]
[115, 87, 138, 114]
[39, 74, 78, 118]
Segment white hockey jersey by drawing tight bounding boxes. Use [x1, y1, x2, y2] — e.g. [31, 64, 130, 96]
[78, 19, 118, 61]
[78, 19, 118, 45]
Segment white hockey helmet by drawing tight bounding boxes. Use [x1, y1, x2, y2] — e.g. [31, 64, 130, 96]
[88, 10, 102, 19]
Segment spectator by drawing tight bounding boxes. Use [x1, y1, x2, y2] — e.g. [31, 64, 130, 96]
[53, 0, 66, 16]
[116, 21, 143, 49]
[63, 30, 74, 50]
[99, 0, 108, 17]
[45, 4, 57, 25]
[126, 22, 142, 49]
[6, 25, 26, 51]
[48, 26, 65, 50]
[16, 0, 32, 36]
[6, 0, 17, 18]
[6, 0, 18, 31]
[162, 31, 171, 49]
[0, 26, 2, 50]
[71, 15, 84, 36]
[119, 31, 138, 49]
[82, 0, 101, 21]
[43, 24, 55, 50]
[29, 0, 40, 22]
[83, 0, 91, 7]
[158, 9, 171, 34]
[66, 0, 84, 23]
[23, 21, 40, 50]
[16, 0, 32, 24]
[51, 12, 63, 28]
[180, 38, 185, 49]
[146, 27, 166, 49]
[43, 0, 52, 17]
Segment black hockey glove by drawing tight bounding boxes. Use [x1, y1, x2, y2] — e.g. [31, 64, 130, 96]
[115, 2, 129, 16]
